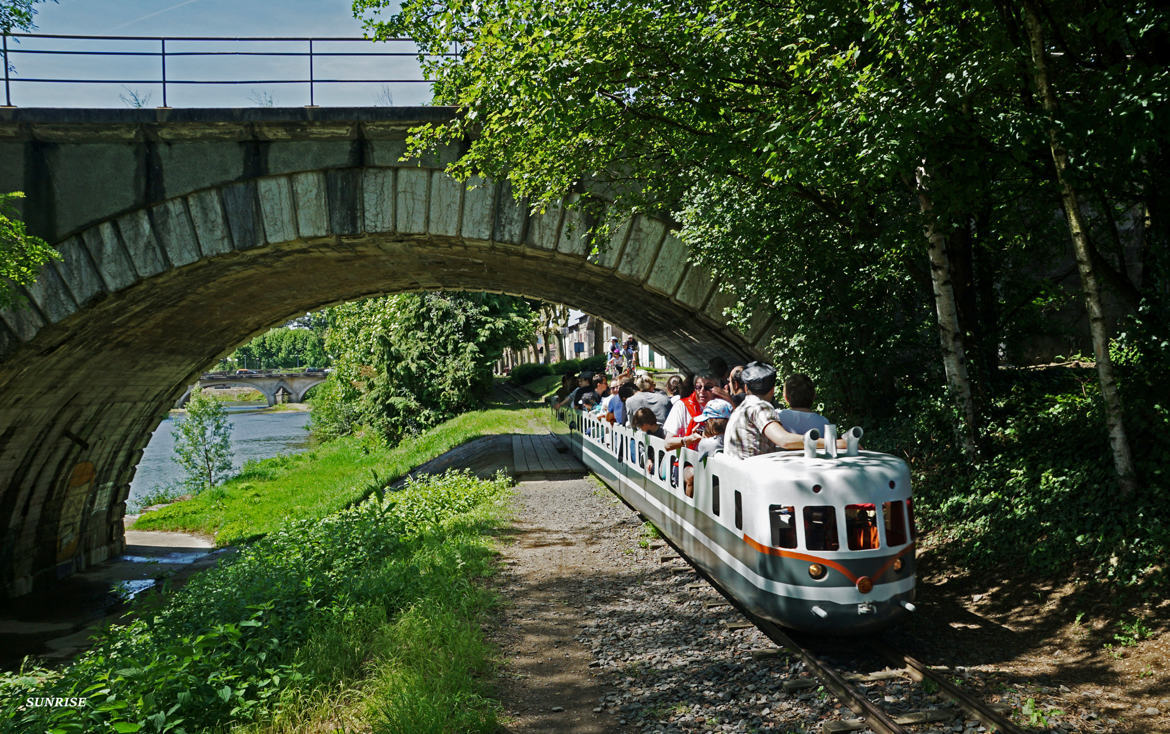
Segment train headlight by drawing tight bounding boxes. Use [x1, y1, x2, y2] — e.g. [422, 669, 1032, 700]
[856, 576, 873, 594]
[893, 557, 904, 573]
[808, 563, 826, 580]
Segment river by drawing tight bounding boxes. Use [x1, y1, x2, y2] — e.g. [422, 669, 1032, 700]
[128, 403, 312, 509]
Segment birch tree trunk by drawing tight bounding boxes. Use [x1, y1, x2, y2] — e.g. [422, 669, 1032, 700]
[915, 165, 980, 460]
[1021, 0, 1137, 495]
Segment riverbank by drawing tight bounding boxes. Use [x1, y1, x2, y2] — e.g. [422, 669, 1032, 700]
[134, 405, 553, 545]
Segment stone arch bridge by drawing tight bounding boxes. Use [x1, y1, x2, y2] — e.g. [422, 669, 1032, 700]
[0, 107, 780, 598]
[177, 371, 329, 408]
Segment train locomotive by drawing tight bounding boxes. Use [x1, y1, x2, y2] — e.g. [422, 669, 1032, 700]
[556, 407, 917, 634]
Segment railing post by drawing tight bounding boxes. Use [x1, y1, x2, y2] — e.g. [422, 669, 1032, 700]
[3, 33, 11, 107]
[307, 38, 315, 106]
[160, 38, 167, 107]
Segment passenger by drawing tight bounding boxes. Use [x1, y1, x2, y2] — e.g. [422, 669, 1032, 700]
[726, 364, 747, 407]
[724, 362, 811, 459]
[624, 374, 672, 427]
[665, 374, 683, 404]
[675, 398, 732, 497]
[776, 373, 833, 437]
[556, 370, 592, 409]
[707, 357, 732, 401]
[631, 407, 665, 439]
[606, 380, 636, 425]
[553, 373, 576, 405]
[577, 372, 609, 409]
[663, 374, 718, 439]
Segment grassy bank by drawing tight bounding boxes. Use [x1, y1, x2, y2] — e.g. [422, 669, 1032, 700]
[134, 406, 551, 545]
[1, 470, 510, 734]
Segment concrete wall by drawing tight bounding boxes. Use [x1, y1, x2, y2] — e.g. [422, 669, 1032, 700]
[0, 108, 776, 598]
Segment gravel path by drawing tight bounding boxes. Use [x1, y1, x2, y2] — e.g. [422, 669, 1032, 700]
[492, 476, 864, 734]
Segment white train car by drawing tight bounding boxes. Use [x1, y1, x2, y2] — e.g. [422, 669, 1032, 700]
[557, 407, 917, 633]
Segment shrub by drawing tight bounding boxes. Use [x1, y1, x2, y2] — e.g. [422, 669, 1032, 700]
[508, 362, 551, 384]
[0, 470, 511, 733]
[549, 358, 581, 375]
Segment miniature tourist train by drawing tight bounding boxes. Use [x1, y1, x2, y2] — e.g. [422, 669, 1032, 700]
[556, 407, 917, 634]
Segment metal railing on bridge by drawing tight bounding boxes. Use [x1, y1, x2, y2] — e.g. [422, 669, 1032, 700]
[1, 33, 455, 108]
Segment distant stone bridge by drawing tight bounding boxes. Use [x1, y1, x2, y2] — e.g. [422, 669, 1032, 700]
[176, 371, 329, 407]
[0, 107, 780, 599]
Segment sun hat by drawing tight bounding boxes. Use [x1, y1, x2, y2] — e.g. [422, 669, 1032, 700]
[693, 398, 733, 423]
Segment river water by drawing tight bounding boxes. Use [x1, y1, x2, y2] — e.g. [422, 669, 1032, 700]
[128, 403, 312, 509]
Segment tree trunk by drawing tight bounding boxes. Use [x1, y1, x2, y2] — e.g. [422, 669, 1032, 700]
[915, 164, 980, 460]
[592, 316, 605, 360]
[1021, 0, 1137, 496]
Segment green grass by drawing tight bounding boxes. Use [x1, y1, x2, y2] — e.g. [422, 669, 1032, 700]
[523, 373, 564, 400]
[134, 406, 552, 545]
[2, 471, 511, 734]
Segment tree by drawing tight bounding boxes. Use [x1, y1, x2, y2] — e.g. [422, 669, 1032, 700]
[312, 291, 536, 442]
[173, 388, 233, 492]
[364, 0, 1170, 488]
[1, 193, 61, 310]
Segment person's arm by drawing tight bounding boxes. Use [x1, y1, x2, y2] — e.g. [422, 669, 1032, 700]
[762, 421, 849, 450]
[664, 432, 701, 451]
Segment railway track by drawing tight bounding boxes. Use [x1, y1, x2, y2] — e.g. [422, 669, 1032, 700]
[656, 541, 1024, 733]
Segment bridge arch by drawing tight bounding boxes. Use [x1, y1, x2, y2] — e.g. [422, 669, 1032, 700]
[0, 109, 779, 598]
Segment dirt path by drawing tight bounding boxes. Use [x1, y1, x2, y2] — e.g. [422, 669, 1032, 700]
[491, 477, 629, 733]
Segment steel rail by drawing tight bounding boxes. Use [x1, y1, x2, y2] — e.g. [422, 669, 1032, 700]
[868, 640, 1024, 734]
[755, 620, 909, 734]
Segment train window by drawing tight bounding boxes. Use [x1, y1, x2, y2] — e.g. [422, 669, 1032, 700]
[647, 447, 654, 476]
[845, 503, 879, 550]
[906, 498, 917, 540]
[711, 475, 721, 516]
[734, 490, 743, 530]
[883, 501, 908, 546]
[669, 455, 679, 489]
[658, 450, 667, 482]
[803, 506, 840, 551]
[769, 505, 797, 548]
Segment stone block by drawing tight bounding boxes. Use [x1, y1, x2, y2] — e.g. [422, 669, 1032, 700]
[291, 172, 328, 239]
[267, 140, 353, 175]
[557, 196, 589, 257]
[149, 199, 201, 267]
[703, 286, 738, 326]
[116, 209, 167, 277]
[223, 181, 264, 250]
[430, 170, 464, 237]
[674, 265, 715, 310]
[326, 169, 362, 236]
[24, 264, 77, 324]
[362, 168, 395, 234]
[157, 141, 244, 201]
[594, 215, 631, 270]
[49, 143, 139, 238]
[492, 179, 527, 245]
[525, 201, 563, 253]
[396, 167, 430, 234]
[616, 216, 666, 282]
[644, 233, 689, 296]
[82, 221, 138, 291]
[257, 177, 297, 245]
[461, 176, 494, 242]
[0, 299, 45, 342]
[186, 189, 233, 256]
[53, 236, 106, 306]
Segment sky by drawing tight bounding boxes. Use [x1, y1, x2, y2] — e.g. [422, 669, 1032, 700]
[5, 0, 433, 107]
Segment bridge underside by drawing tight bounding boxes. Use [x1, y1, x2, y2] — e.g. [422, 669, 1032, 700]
[0, 109, 779, 599]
